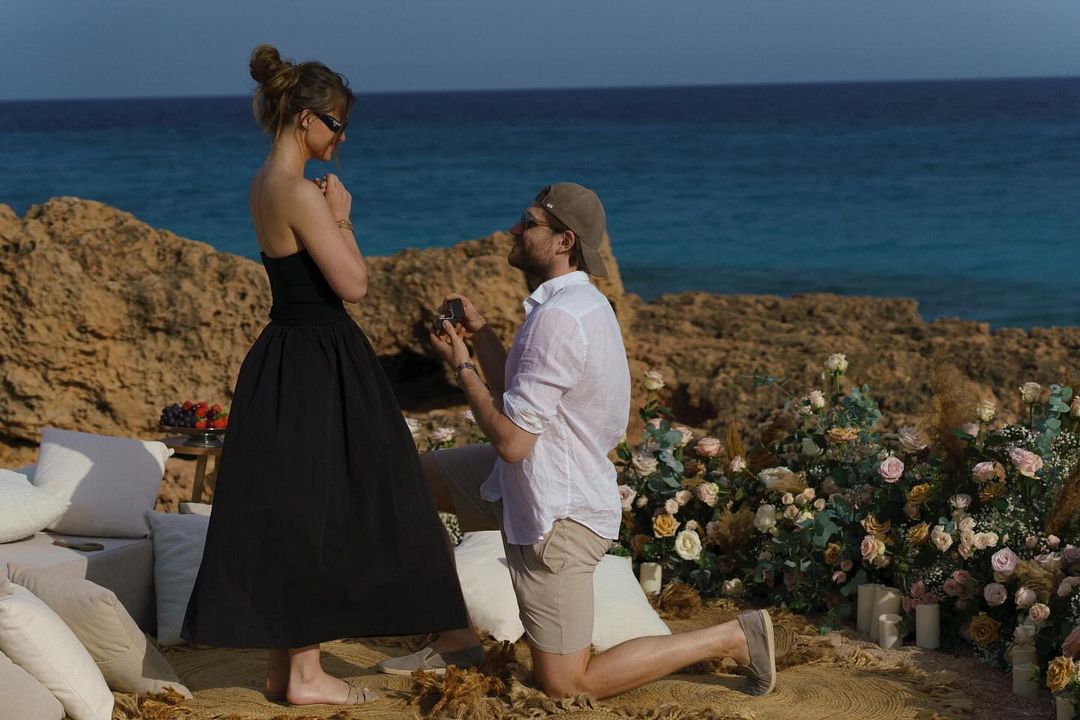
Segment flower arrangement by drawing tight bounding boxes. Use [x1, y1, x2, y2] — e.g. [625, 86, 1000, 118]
[615, 359, 1080, 674]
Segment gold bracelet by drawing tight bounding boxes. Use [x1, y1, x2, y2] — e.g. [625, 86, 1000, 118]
[336, 218, 354, 232]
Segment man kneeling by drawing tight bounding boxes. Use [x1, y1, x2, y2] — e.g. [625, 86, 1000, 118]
[378, 183, 776, 699]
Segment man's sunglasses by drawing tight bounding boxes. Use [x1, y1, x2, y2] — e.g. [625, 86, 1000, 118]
[313, 112, 347, 134]
[519, 212, 549, 231]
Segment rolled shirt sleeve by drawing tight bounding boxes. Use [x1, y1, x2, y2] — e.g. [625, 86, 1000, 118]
[502, 307, 586, 435]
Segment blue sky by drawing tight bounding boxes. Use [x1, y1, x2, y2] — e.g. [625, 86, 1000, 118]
[2, 0, 1079, 100]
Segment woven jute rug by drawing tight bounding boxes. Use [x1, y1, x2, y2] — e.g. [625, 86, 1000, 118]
[111, 600, 972, 720]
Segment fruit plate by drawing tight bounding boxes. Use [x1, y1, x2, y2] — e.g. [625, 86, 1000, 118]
[160, 425, 226, 447]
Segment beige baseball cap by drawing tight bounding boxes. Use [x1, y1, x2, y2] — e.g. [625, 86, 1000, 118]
[533, 182, 608, 277]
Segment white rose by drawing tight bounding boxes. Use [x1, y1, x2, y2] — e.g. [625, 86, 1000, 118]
[974, 400, 996, 423]
[430, 426, 456, 444]
[814, 498, 826, 511]
[897, 427, 928, 453]
[618, 484, 636, 511]
[973, 532, 990, 550]
[984, 531, 999, 547]
[931, 525, 953, 552]
[1020, 382, 1042, 404]
[972, 461, 999, 483]
[460, 409, 476, 425]
[635, 495, 649, 508]
[784, 505, 800, 521]
[781, 492, 795, 506]
[674, 530, 703, 561]
[665, 498, 680, 515]
[753, 504, 778, 533]
[721, 578, 744, 597]
[1015, 586, 1036, 609]
[808, 390, 827, 410]
[951, 494, 972, 511]
[675, 490, 692, 506]
[643, 369, 665, 391]
[632, 451, 658, 476]
[685, 519, 700, 532]
[824, 353, 849, 374]
[958, 515, 976, 532]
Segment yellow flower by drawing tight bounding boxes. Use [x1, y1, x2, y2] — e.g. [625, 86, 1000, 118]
[906, 484, 931, 506]
[653, 513, 680, 538]
[823, 542, 843, 565]
[827, 427, 860, 444]
[907, 523, 930, 546]
[1048, 656, 1076, 694]
[862, 513, 892, 538]
[967, 613, 1000, 646]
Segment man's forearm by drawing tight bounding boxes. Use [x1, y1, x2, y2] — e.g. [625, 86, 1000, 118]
[471, 325, 508, 399]
[457, 366, 536, 464]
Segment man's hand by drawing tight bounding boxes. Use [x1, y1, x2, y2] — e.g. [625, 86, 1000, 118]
[429, 319, 472, 368]
[438, 293, 486, 339]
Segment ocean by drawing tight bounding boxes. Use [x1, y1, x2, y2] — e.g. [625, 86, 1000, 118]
[2, 77, 1079, 328]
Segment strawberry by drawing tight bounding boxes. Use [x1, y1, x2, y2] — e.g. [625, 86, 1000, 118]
[182, 400, 193, 411]
[195, 406, 209, 419]
[211, 404, 222, 415]
[194, 420, 208, 429]
[211, 419, 227, 430]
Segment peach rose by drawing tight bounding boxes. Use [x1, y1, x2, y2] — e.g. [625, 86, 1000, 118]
[967, 613, 1001, 646]
[1010, 447, 1044, 478]
[1047, 656, 1075, 694]
[674, 490, 692, 506]
[652, 513, 680, 538]
[1029, 603, 1051, 624]
[695, 482, 720, 507]
[695, 436, 723, 457]
[878, 456, 904, 483]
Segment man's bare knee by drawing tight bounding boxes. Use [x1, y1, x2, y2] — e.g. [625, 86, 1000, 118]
[531, 647, 590, 698]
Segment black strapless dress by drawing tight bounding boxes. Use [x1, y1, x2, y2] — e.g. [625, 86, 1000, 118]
[182, 249, 468, 648]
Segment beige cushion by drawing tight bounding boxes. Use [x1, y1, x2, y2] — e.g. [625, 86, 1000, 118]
[0, 575, 113, 720]
[0, 470, 70, 544]
[179, 502, 212, 516]
[147, 511, 209, 646]
[0, 648, 64, 720]
[32, 428, 172, 538]
[9, 565, 190, 698]
[454, 531, 670, 650]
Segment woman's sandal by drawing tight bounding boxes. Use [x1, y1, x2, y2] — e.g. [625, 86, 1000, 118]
[343, 679, 380, 705]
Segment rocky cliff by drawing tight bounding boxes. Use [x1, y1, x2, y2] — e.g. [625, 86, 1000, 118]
[2, 198, 1078, 506]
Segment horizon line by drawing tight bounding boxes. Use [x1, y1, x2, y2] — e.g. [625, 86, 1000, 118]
[2, 72, 1078, 104]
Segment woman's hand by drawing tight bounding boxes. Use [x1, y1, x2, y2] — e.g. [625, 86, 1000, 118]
[318, 173, 352, 224]
[429, 320, 471, 368]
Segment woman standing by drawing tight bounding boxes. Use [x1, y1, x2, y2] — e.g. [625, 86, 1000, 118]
[182, 45, 469, 707]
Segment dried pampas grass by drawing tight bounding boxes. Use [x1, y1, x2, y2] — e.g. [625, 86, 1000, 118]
[929, 363, 970, 481]
[651, 582, 703, 619]
[409, 641, 516, 718]
[1014, 560, 1058, 604]
[1046, 462, 1080, 537]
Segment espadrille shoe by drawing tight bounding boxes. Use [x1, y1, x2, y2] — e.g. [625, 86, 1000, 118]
[376, 644, 486, 676]
[737, 609, 776, 695]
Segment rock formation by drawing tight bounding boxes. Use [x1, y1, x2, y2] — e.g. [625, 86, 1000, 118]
[2, 198, 1079, 507]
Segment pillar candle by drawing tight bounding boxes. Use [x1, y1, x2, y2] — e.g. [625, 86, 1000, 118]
[638, 562, 662, 595]
[1012, 645, 1036, 666]
[878, 613, 903, 650]
[1057, 697, 1077, 720]
[870, 586, 901, 642]
[857, 584, 880, 634]
[915, 603, 940, 649]
[1012, 663, 1038, 698]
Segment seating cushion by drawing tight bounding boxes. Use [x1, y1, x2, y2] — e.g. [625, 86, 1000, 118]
[32, 428, 172, 538]
[453, 531, 670, 650]
[0, 470, 70, 544]
[9, 565, 190, 697]
[147, 511, 209, 646]
[0, 648, 64, 720]
[0, 575, 113, 720]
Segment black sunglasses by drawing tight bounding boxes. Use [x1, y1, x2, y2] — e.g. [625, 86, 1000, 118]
[519, 212, 549, 231]
[313, 112, 347, 134]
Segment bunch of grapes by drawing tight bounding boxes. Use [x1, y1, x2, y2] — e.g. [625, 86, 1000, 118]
[160, 401, 229, 430]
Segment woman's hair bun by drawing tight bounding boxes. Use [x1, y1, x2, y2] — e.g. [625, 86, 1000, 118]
[249, 44, 290, 86]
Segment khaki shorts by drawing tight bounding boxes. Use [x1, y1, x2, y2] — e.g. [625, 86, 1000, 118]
[432, 445, 611, 655]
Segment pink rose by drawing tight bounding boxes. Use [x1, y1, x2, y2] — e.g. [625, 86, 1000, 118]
[991, 547, 1019, 576]
[911, 580, 926, 597]
[840, 559, 854, 572]
[675, 490, 692, 506]
[728, 456, 747, 473]
[943, 578, 963, 597]
[959, 422, 980, 438]
[1015, 586, 1036, 609]
[1010, 447, 1044, 478]
[1058, 577, 1080, 598]
[813, 498, 826, 511]
[784, 505, 800, 521]
[1025, 535, 1039, 549]
[1049, 535, 1062, 549]
[695, 482, 720, 507]
[695, 437, 723, 458]
[1065, 545, 1080, 565]
[950, 494, 972, 510]
[972, 461, 998, 482]
[878, 456, 905, 483]
[1029, 603, 1050, 624]
[618, 484, 636, 511]
[861, 535, 880, 561]
[984, 582, 1007, 606]
[832, 570, 847, 584]
[781, 492, 795, 506]
[952, 569, 971, 585]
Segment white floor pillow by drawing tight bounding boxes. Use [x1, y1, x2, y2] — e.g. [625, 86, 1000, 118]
[147, 511, 209, 646]
[453, 531, 671, 650]
[0, 470, 70, 544]
[0, 575, 113, 720]
[0, 648, 64, 720]
[9, 564, 191, 697]
[32, 428, 172, 538]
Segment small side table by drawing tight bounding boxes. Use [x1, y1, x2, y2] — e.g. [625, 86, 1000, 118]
[161, 437, 222, 503]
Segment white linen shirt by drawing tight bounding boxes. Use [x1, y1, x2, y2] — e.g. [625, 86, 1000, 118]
[480, 271, 631, 545]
